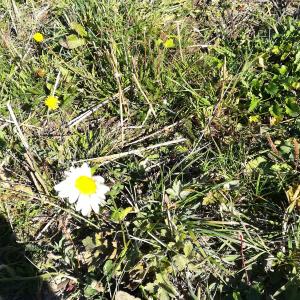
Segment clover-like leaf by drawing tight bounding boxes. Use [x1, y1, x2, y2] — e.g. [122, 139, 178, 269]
[70, 22, 88, 37]
[59, 34, 86, 49]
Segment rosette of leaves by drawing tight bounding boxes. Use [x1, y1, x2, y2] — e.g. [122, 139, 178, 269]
[237, 18, 300, 121]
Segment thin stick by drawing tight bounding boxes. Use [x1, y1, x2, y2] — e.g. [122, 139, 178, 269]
[7, 102, 29, 150]
[176, 21, 184, 62]
[7, 102, 49, 195]
[239, 232, 250, 285]
[76, 137, 187, 164]
[125, 119, 185, 147]
[132, 73, 156, 116]
[52, 71, 61, 96]
[68, 86, 130, 127]
[108, 44, 127, 145]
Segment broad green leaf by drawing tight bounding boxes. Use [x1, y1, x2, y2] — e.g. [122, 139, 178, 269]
[278, 65, 287, 75]
[166, 180, 182, 199]
[111, 207, 133, 223]
[271, 163, 292, 172]
[269, 102, 283, 117]
[172, 254, 188, 271]
[295, 50, 300, 64]
[258, 56, 265, 68]
[70, 22, 87, 37]
[265, 82, 279, 96]
[271, 46, 280, 55]
[295, 50, 300, 72]
[59, 34, 86, 49]
[84, 286, 99, 298]
[245, 156, 266, 173]
[280, 145, 292, 154]
[292, 82, 300, 90]
[144, 282, 156, 293]
[183, 241, 193, 257]
[164, 38, 175, 48]
[156, 273, 178, 296]
[115, 291, 141, 300]
[248, 94, 260, 112]
[285, 98, 300, 117]
[202, 190, 225, 206]
[158, 288, 170, 300]
[103, 260, 114, 276]
[155, 38, 163, 46]
[281, 52, 289, 61]
[213, 46, 236, 58]
[82, 236, 96, 250]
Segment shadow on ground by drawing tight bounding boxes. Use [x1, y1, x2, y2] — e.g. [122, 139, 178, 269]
[0, 214, 58, 300]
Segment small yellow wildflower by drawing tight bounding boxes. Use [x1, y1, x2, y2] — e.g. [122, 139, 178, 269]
[249, 115, 260, 123]
[45, 96, 60, 110]
[33, 32, 44, 43]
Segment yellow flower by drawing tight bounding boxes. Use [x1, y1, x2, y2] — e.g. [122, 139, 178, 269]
[249, 115, 260, 123]
[33, 32, 44, 43]
[45, 96, 60, 110]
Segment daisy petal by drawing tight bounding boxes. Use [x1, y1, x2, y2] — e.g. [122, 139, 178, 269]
[94, 176, 105, 184]
[97, 183, 110, 194]
[81, 203, 92, 216]
[68, 191, 79, 204]
[90, 199, 100, 214]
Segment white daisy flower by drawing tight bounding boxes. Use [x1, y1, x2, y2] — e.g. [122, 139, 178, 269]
[54, 163, 110, 216]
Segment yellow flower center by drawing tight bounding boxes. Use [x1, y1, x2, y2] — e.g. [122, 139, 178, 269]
[75, 176, 97, 195]
[45, 96, 59, 110]
[33, 32, 44, 43]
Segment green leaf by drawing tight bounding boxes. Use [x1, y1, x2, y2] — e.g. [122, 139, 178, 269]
[280, 145, 292, 154]
[158, 288, 170, 300]
[155, 38, 163, 46]
[82, 236, 96, 251]
[265, 82, 279, 96]
[281, 52, 289, 61]
[245, 156, 266, 173]
[271, 46, 280, 55]
[111, 207, 133, 223]
[295, 50, 300, 64]
[144, 282, 156, 293]
[103, 260, 114, 276]
[59, 34, 86, 49]
[166, 180, 182, 199]
[115, 291, 141, 300]
[183, 241, 193, 257]
[248, 94, 260, 112]
[278, 65, 288, 75]
[295, 50, 300, 72]
[70, 22, 88, 37]
[285, 98, 300, 117]
[269, 102, 283, 117]
[258, 56, 265, 68]
[84, 286, 99, 298]
[164, 38, 175, 48]
[232, 291, 242, 300]
[156, 273, 178, 296]
[172, 254, 188, 271]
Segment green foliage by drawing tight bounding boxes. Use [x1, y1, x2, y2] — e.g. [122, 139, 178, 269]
[236, 18, 300, 121]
